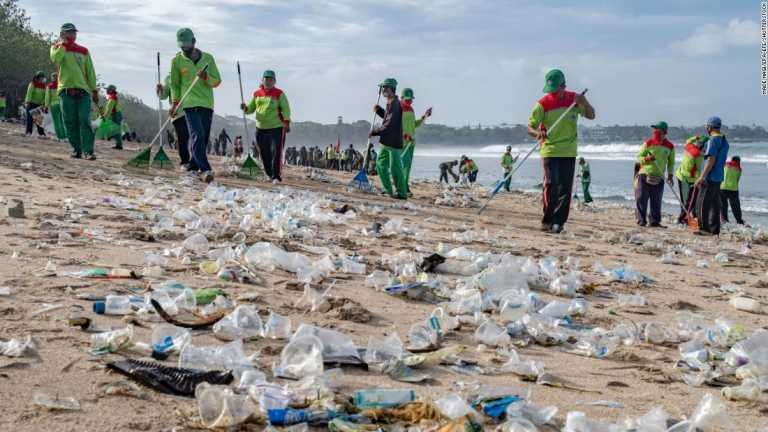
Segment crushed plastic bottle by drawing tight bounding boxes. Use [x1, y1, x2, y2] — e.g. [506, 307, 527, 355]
[721, 379, 760, 401]
[90, 326, 134, 354]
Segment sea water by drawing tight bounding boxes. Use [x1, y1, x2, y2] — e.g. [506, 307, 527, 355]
[412, 141, 768, 226]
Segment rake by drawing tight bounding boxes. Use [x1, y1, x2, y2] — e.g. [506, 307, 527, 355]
[348, 89, 382, 192]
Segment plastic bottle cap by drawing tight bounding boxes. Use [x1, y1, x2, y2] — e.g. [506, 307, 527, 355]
[92, 301, 106, 314]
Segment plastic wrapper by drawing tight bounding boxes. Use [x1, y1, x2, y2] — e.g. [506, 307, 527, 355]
[435, 393, 481, 421]
[196, 383, 257, 429]
[179, 339, 253, 375]
[0, 335, 36, 357]
[213, 305, 264, 341]
[276, 335, 324, 379]
[364, 332, 403, 364]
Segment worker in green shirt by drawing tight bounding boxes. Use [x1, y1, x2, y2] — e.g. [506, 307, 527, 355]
[576, 157, 592, 203]
[170, 28, 221, 183]
[400, 88, 431, 196]
[157, 74, 190, 166]
[50, 23, 99, 159]
[527, 69, 595, 233]
[24, 71, 47, 137]
[44, 72, 67, 141]
[720, 156, 744, 225]
[674, 135, 707, 224]
[460, 156, 479, 184]
[101, 85, 124, 149]
[635, 121, 675, 227]
[241, 69, 291, 182]
[500, 145, 518, 192]
[0, 91, 7, 121]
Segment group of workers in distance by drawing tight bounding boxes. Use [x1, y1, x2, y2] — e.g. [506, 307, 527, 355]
[19, 22, 745, 232]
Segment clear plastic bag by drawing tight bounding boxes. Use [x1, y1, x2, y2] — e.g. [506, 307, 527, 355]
[179, 339, 253, 374]
[364, 332, 403, 364]
[276, 335, 324, 379]
[263, 311, 292, 339]
[292, 324, 360, 362]
[213, 305, 264, 341]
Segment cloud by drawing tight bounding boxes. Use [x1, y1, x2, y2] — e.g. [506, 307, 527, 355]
[672, 18, 759, 57]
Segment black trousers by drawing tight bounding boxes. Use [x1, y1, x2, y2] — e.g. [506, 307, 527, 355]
[25, 103, 45, 136]
[635, 175, 664, 225]
[677, 179, 698, 224]
[256, 127, 284, 180]
[541, 157, 576, 226]
[720, 190, 744, 224]
[696, 180, 722, 235]
[173, 117, 190, 165]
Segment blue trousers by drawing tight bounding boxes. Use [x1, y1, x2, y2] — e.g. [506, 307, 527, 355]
[185, 107, 213, 172]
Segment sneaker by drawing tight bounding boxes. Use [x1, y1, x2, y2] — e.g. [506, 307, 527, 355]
[70, 152, 82, 159]
[637, 221, 647, 227]
[551, 224, 563, 234]
[271, 179, 279, 185]
[540, 223, 553, 232]
[84, 154, 96, 161]
[201, 171, 214, 184]
[649, 223, 666, 229]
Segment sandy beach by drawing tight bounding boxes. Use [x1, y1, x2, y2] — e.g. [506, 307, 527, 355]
[0, 120, 766, 431]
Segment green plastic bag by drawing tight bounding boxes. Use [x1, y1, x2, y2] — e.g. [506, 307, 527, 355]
[95, 117, 121, 140]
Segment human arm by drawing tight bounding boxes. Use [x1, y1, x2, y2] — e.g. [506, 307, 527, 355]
[416, 107, 431, 127]
[695, 157, 716, 189]
[371, 102, 400, 137]
[374, 105, 385, 119]
[169, 58, 181, 116]
[575, 93, 595, 120]
[103, 99, 116, 118]
[666, 147, 675, 182]
[24, 84, 33, 106]
[242, 96, 256, 115]
[200, 56, 221, 88]
[279, 92, 291, 131]
[527, 103, 546, 141]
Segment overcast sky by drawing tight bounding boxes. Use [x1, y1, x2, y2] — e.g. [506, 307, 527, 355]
[21, 0, 765, 127]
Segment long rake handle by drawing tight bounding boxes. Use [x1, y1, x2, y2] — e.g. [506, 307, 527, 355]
[156, 52, 164, 148]
[478, 89, 587, 214]
[236, 61, 251, 154]
[361, 90, 383, 171]
[146, 64, 208, 148]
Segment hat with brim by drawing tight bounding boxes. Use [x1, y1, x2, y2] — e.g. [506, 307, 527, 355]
[60, 23, 78, 33]
[379, 78, 398, 89]
[106, 85, 117, 93]
[706, 116, 722, 128]
[543, 69, 565, 93]
[176, 28, 195, 48]
[651, 121, 668, 133]
[263, 70, 276, 79]
[401, 88, 414, 100]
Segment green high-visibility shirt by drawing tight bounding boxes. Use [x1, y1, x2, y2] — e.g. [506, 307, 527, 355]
[45, 84, 60, 107]
[104, 95, 123, 116]
[0, 96, 7, 108]
[170, 50, 221, 111]
[158, 75, 185, 120]
[401, 101, 424, 146]
[244, 86, 291, 130]
[50, 42, 97, 94]
[528, 90, 586, 158]
[501, 152, 514, 171]
[25, 82, 46, 105]
[637, 140, 675, 178]
[721, 164, 741, 191]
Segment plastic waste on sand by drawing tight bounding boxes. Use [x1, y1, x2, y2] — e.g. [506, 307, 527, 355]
[364, 332, 404, 364]
[276, 335, 324, 379]
[435, 393, 481, 421]
[366, 270, 392, 291]
[213, 305, 264, 341]
[179, 339, 254, 375]
[353, 388, 416, 409]
[0, 335, 36, 357]
[263, 311, 292, 339]
[617, 293, 647, 307]
[729, 296, 762, 314]
[196, 383, 257, 429]
[91, 326, 134, 354]
[474, 319, 511, 347]
[33, 392, 81, 411]
[182, 233, 210, 255]
[292, 324, 360, 362]
[151, 324, 191, 354]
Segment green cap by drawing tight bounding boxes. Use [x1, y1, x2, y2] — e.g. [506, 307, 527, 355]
[379, 78, 398, 89]
[106, 84, 117, 93]
[651, 121, 668, 133]
[401, 88, 414, 100]
[263, 70, 276, 79]
[542, 69, 565, 93]
[60, 23, 78, 33]
[176, 28, 195, 47]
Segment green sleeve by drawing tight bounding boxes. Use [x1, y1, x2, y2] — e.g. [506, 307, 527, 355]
[104, 99, 116, 116]
[50, 44, 65, 65]
[528, 102, 543, 128]
[170, 58, 181, 104]
[415, 117, 424, 128]
[44, 89, 51, 107]
[244, 95, 256, 115]
[203, 56, 221, 88]
[279, 93, 291, 122]
[25, 84, 33, 104]
[667, 147, 675, 176]
[636, 143, 648, 164]
[85, 53, 97, 91]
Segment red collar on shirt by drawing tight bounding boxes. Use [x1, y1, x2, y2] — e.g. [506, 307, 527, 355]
[31, 80, 46, 89]
[538, 90, 576, 112]
[62, 41, 89, 55]
[684, 142, 701, 158]
[254, 85, 283, 99]
[400, 100, 414, 112]
[726, 160, 741, 171]
[107, 93, 118, 101]
[645, 130, 674, 150]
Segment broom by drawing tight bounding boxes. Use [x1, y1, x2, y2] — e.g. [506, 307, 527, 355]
[652, 158, 700, 231]
[127, 64, 208, 168]
[348, 88, 382, 192]
[151, 52, 172, 169]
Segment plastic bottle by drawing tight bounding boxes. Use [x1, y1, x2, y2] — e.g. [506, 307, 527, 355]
[267, 408, 337, 426]
[353, 388, 416, 409]
[33, 392, 81, 411]
[92, 295, 133, 315]
[617, 293, 647, 307]
[730, 297, 762, 313]
[721, 379, 760, 401]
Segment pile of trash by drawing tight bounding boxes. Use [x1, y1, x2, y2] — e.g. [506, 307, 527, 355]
[434, 187, 481, 208]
